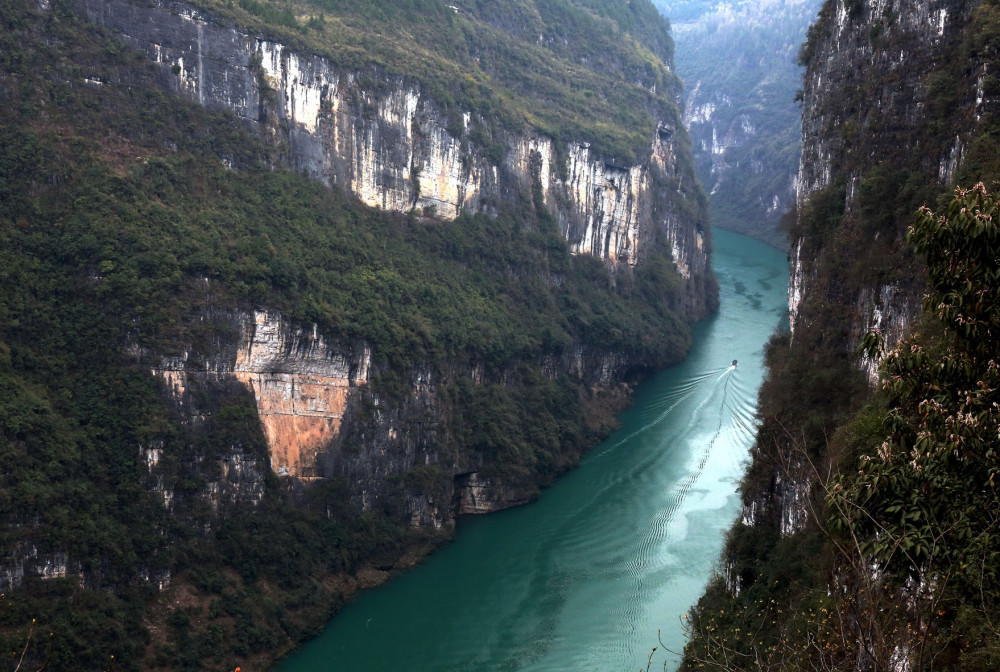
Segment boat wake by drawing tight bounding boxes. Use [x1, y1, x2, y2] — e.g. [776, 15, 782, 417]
[596, 366, 729, 457]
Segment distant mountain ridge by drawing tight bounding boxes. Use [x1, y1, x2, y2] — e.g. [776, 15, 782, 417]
[656, 0, 822, 248]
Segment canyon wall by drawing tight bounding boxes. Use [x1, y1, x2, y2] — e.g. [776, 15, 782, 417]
[792, 0, 981, 352]
[134, 306, 657, 531]
[54, 0, 714, 531]
[0, 0, 716, 662]
[748, 0, 985, 547]
[683, 1, 1000, 665]
[72, 0, 707, 279]
[1, 0, 715, 600]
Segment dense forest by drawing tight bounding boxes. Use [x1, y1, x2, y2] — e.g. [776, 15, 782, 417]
[681, 0, 1000, 669]
[0, 0, 711, 669]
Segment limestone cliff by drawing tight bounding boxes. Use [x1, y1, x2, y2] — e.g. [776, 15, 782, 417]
[747, 0, 987, 544]
[71, 0, 708, 280]
[792, 0, 982, 355]
[139, 307, 657, 529]
[149, 311, 370, 479]
[683, 0, 999, 666]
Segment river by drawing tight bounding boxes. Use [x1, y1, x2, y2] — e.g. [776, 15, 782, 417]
[279, 229, 788, 671]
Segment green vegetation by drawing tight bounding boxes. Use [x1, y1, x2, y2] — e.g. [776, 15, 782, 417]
[683, 185, 1000, 671]
[826, 185, 1000, 668]
[0, 0, 708, 668]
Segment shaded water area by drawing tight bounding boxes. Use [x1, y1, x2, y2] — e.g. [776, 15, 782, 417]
[279, 229, 788, 671]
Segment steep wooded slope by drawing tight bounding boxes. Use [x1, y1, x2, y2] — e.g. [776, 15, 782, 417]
[681, 0, 1000, 668]
[0, 0, 715, 669]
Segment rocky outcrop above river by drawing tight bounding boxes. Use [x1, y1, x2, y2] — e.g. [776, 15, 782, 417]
[54, 0, 715, 529]
[792, 0, 982, 350]
[137, 306, 660, 530]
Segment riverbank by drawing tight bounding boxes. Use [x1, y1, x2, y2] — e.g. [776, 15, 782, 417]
[277, 229, 789, 672]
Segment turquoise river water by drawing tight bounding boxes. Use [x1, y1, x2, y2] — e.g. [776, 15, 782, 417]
[279, 229, 788, 671]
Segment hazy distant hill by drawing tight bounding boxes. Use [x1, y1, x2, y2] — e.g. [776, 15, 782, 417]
[656, 0, 821, 248]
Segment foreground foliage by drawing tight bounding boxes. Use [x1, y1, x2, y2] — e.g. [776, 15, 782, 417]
[829, 184, 1000, 668]
[682, 185, 1000, 671]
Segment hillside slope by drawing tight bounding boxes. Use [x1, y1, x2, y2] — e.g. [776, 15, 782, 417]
[0, 0, 714, 669]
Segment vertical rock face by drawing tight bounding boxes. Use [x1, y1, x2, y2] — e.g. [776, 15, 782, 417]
[0, 544, 77, 591]
[232, 312, 371, 478]
[143, 307, 655, 528]
[56, 0, 714, 539]
[453, 472, 534, 515]
[150, 311, 371, 479]
[797, 0, 978, 207]
[854, 283, 914, 385]
[752, 0, 986, 538]
[556, 134, 704, 274]
[739, 436, 812, 540]
[71, 0, 709, 277]
[138, 309, 491, 527]
[792, 0, 980, 348]
[786, 237, 806, 333]
[146, 338, 272, 517]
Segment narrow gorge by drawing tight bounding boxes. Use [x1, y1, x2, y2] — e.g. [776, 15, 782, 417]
[280, 228, 789, 672]
[661, 0, 821, 249]
[64, 0, 716, 526]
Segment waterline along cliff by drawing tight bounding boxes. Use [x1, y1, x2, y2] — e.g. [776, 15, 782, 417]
[682, 0, 1000, 669]
[0, 0, 714, 668]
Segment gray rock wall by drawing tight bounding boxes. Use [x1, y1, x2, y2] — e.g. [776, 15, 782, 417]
[71, 0, 708, 280]
[739, 0, 989, 545]
[137, 307, 653, 530]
